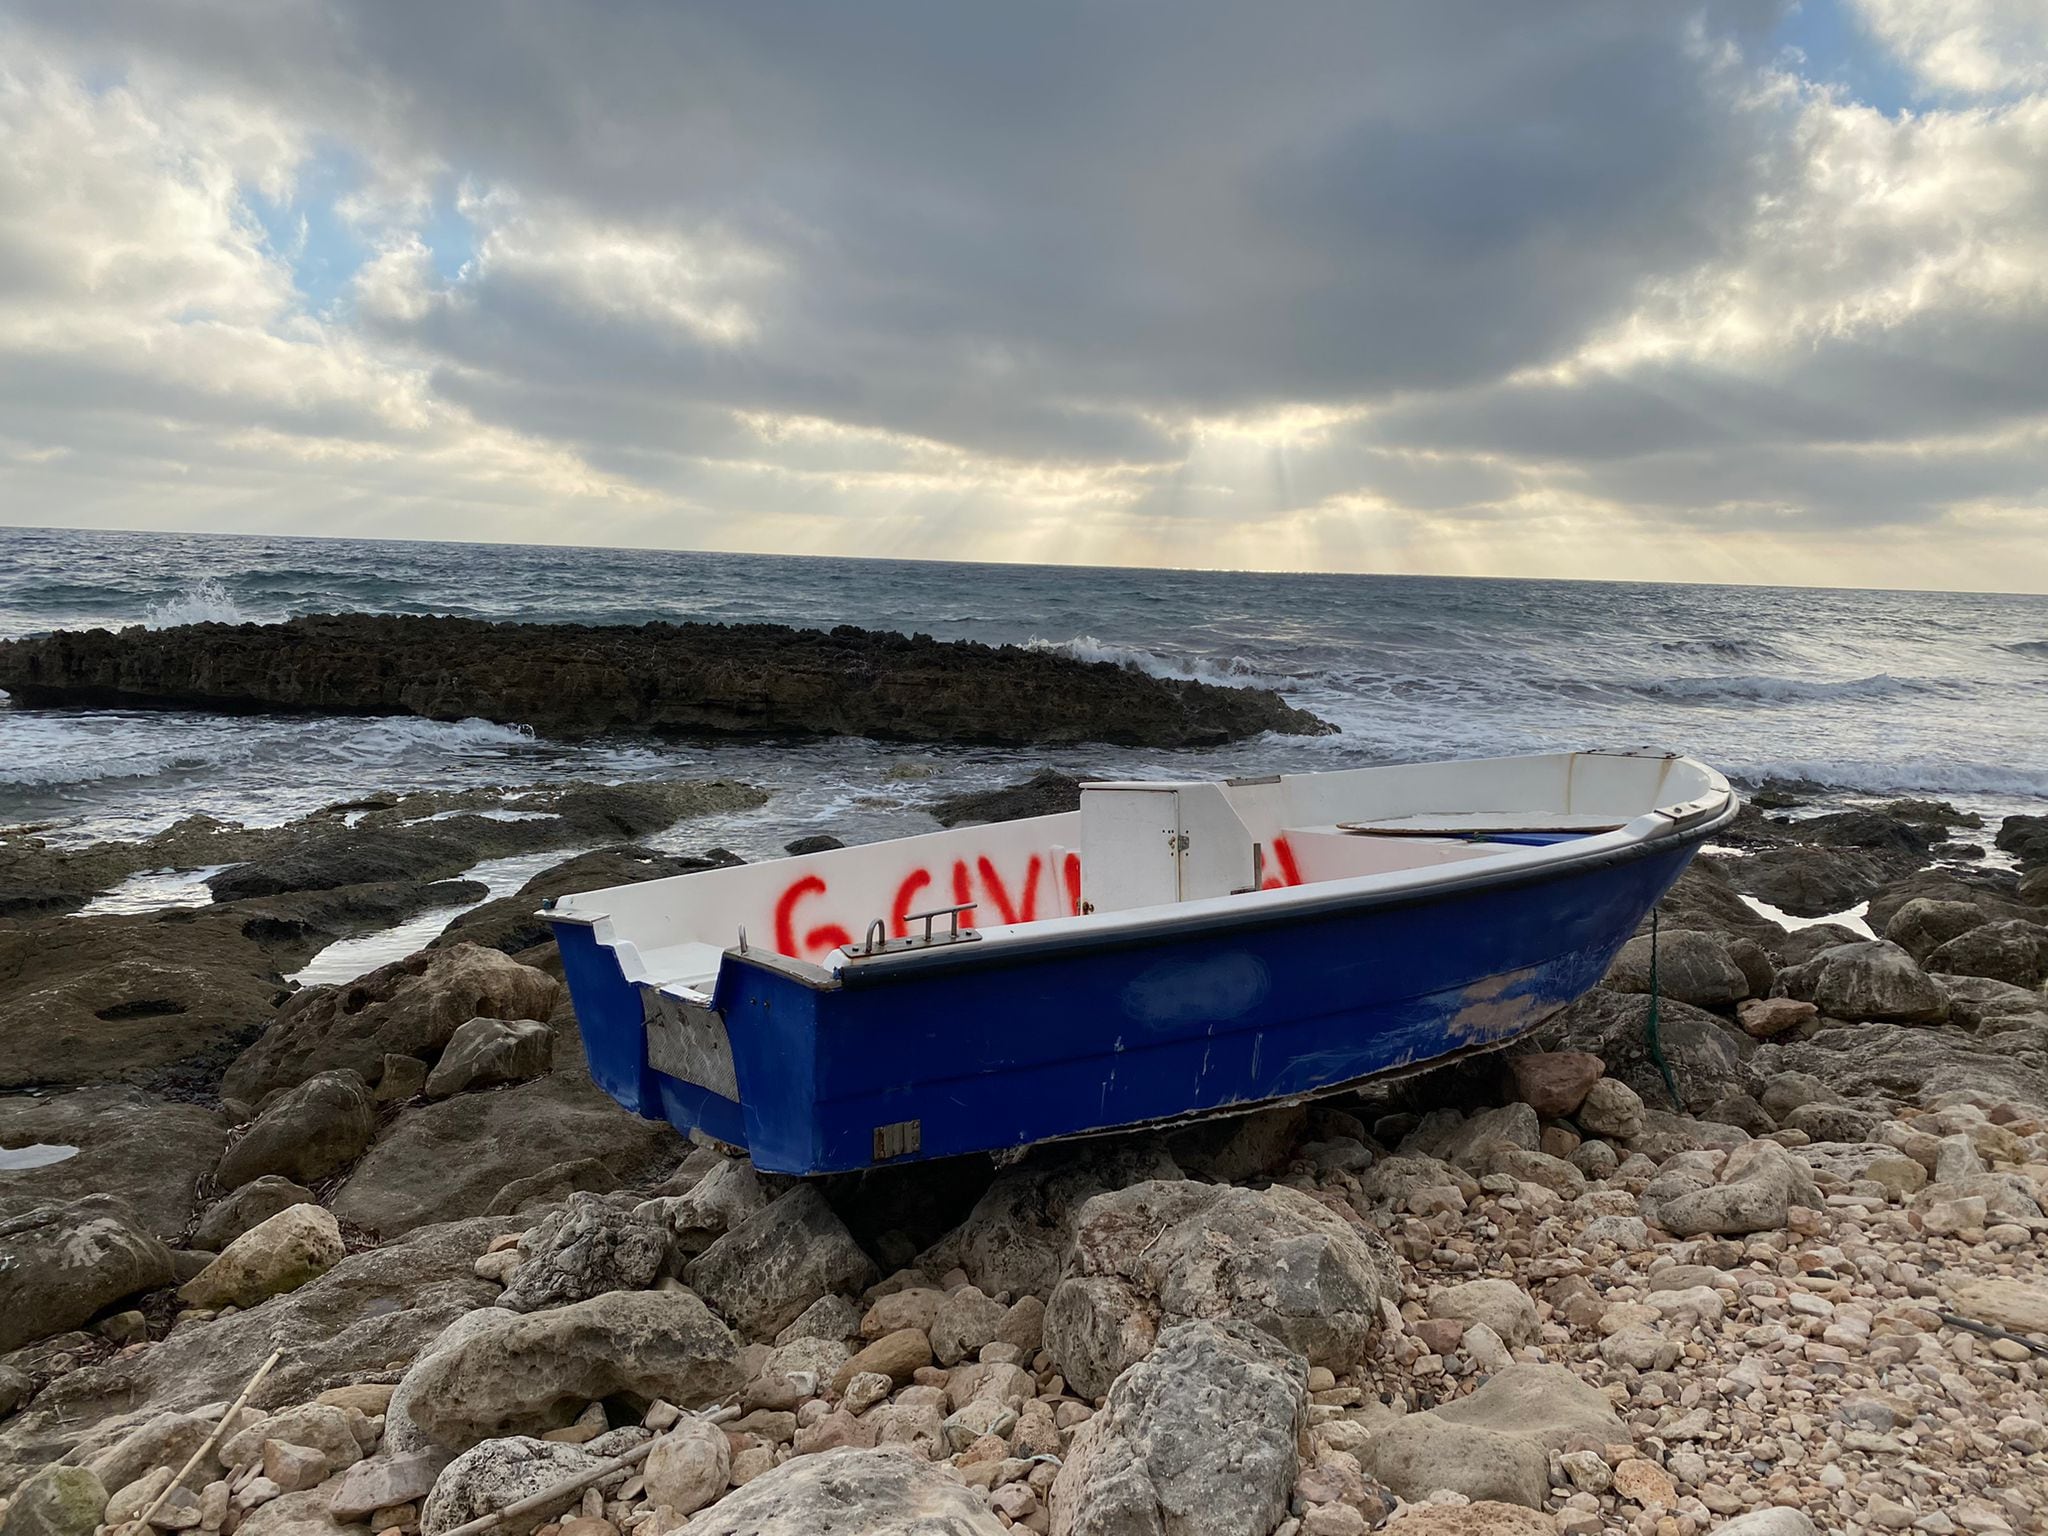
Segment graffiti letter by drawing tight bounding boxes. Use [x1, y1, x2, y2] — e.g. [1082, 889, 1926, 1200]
[1062, 851, 1083, 915]
[976, 854, 1042, 925]
[890, 867, 933, 938]
[774, 874, 852, 958]
[1261, 835, 1303, 890]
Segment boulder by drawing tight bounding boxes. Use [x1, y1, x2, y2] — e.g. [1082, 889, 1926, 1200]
[1944, 1278, 2048, 1335]
[219, 1403, 375, 1472]
[0, 1088, 228, 1239]
[499, 1193, 668, 1313]
[1428, 1362, 1626, 1450]
[423, 1019, 556, 1099]
[0, 1196, 173, 1353]
[1043, 1180, 1399, 1399]
[1049, 1318, 1306, 1536]
[234, 1486, 370, 1536]
[226, 945, 564, 1101]
[1996, 812, 2048, 868]
[1924, 921, 2048, 988]
[1425, 1280, 1539, 1348]
[1604, 930, 1750, 1006]
[684, 1186, 879, 1339]
[179, 1204, 345, 1309]
[1708, 1513, 1816, 1536]
[1538, 992, 1756, 1110]
[641, 1417, 731, 1519]
[396, 1290, 743, 1451]
[1372, 1505, 1558, 1536]
[676, 1446, 1003, 1535]
[0, 1465, 106, 1536]
[1778, 941, 1948, 1025]
[326, 1453, 447, 1520]
[1734, 998, 1816, 1040]
[332, 1072, 680, 1238]
[1645, 1140, 1820, 1236]
[635, 1157, 772, 1262]
[1577, 1078, 1647, 1141]
[1884, 899, 1990, 962]
[194, 1177, 320, 1252]
[929, 1287, 1008, 1368]
[917, 1141, 1182, 1301]
[1645, 860, 1787, 946]
[0, 1218, 500, 1492]
[1505, 1052, 1604, 1117]
[1726, 845, 1907, 919]
[217, 1072, 379, 1190]
[419, 1437, 606, 1536]
[1771, 1024, 2048, 1115]
[1363, 1416, 1548, 1509]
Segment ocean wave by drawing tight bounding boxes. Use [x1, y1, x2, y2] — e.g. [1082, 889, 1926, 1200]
[340, 717, 541, 756]
[1656, 636, 1778, 661]
[1616, 673, 1942, 706]
[1725, 756, 2048, 801]
[143, 578, 258, 629]
[1023, 634, 1266, 687]
[2000, 639, 2048, 659]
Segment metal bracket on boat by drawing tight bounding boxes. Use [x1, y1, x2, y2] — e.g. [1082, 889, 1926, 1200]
[847, 902, 981, 959]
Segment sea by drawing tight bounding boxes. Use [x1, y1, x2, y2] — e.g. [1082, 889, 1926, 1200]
[5, 525, 2048, 878]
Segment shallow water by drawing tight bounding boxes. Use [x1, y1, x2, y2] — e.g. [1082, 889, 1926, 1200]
[0, 1143, 80, 1170]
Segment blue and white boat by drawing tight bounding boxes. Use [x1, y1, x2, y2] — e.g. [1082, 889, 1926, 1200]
[545, 749, 1735, 1174]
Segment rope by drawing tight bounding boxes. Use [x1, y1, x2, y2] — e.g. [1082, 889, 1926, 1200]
[1644, 909, 1682, 1110]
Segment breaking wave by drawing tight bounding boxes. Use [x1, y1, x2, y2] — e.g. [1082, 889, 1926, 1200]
[1023, 634, 1266, 688]
[1724, 756, 2048, 800]
[143, 578, 257, 629]
[1616, 673, 1942, 706]
[2001, 639, 2048, 658]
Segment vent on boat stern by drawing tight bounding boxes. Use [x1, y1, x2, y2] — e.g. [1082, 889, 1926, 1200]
[873, 1120, 922, 1162]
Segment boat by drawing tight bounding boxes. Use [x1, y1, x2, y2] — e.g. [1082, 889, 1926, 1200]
[544, 749, 1735, 1175]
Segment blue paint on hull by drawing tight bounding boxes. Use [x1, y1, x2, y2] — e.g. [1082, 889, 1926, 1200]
[551, 836, 1704, 1175]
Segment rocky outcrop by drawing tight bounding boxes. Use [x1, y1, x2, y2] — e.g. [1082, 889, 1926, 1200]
[395, 1291, 743, 1451]
[216, 1072, 378, 1188]
[1603, 929, 1752, 1006]
[0, 614, 1335, 748]
[432, 847, 736, 959]
[0, 1196, 173, 1354]
[684, 1186, 880, 1339]
[930, 769, 1087, 827]
[1043, 1180, 1399, 1398]
[1778, 940, 1949, 1025]
[676, 1447, 1002, 1536]
[331, 1073, 681, 1238]
[0, 1089, 228, 1239]
[1049, 1319, 1306, 1536]
[1537, 991, 1757, 1109]
[177, 1205, 344, 1309]
[0, 1465, 106, 1536]
[498, 1193, 668, 1312]
[224, 945, 564, 1102]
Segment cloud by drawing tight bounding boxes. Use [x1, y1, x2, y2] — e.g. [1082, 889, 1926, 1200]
[0, 3, 2045, 589]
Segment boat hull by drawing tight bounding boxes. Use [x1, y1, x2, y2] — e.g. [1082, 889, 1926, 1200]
[552, 829, 1705, 1175]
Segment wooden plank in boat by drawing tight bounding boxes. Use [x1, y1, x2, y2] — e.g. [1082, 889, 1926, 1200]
[1335, 813, 1626, 837]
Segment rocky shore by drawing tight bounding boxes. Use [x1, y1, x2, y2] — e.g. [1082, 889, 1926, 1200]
[0, 615, 1333, 747]
[3, 784, 2046, 1536]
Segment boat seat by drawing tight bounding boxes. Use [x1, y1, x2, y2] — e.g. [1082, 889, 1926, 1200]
[1336, 812, 1624, 837]
[637, 940, 729, 999]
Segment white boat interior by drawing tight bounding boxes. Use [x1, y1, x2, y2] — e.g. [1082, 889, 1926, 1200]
[549, 749, 1731, 1005]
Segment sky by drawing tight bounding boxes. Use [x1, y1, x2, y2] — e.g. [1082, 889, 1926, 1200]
[2, 1, 2046, 591]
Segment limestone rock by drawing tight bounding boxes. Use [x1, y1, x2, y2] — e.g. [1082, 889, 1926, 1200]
[233, 1485, 370, 1536]
[929, 1287, 1007, 1367]
[1048, 1318, 1306, 1536]
[0, 1088, 228, 1240]
[423, 1019, 555, 1099]
[1646, 1140, 1821, 1237]
[1779, 940, 1948, 1025]
[0, 1465, 106, 1536]
[194, 1178, 320, 1253]
[1506, 1052, 1605, 1117]
[1425, 1279, 1539, 1348]
[641, 1418, 730, 1520]
[1925, 921, 2048, 988]
[1539, 991, 1757, 1109]
[419, 1438, 604, 1536]
[1945, 1278, 2048, 1335]
[1577, 1079, 1647, 1142]
[684, 1185, 878, 1339]
[1735, 998, 1817, 1040]
[1375, 1505, 1558, 1536]
[1707, 1513, 1815, 1536]
[676, 1446, 1002, 1535]
[331, 1072, 680, 1238]
[1365, 1415, 1549, 1508]
[917, 1141, 1182, 1301]
[499, 1193, 667, 1313]
[220, 1403, 376, 1474]
[1605, 929, 1750, 1006]
[179, 1205, 345, 1309]
[1044, 1180, 1399, 1399]
[217, 1072, 378, 1189]
[397, 1290, 743, 1451]
[1884, 899, 1989, 962]
[327, 1454, 447, 1521]
[0, 1196, 173, 1353]
[226, 944, 564, 1102]
[634, 1158, 771, 1262]
[1428, 1363, 1625, 1450]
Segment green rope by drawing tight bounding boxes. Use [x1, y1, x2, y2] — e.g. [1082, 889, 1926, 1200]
[1645, 909, 1682, 1110]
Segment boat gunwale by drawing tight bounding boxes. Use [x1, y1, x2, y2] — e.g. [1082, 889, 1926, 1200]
[679, 782, 1739, 996]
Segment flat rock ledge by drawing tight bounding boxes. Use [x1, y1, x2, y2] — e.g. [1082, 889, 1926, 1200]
[0, 614, 1334, 748]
